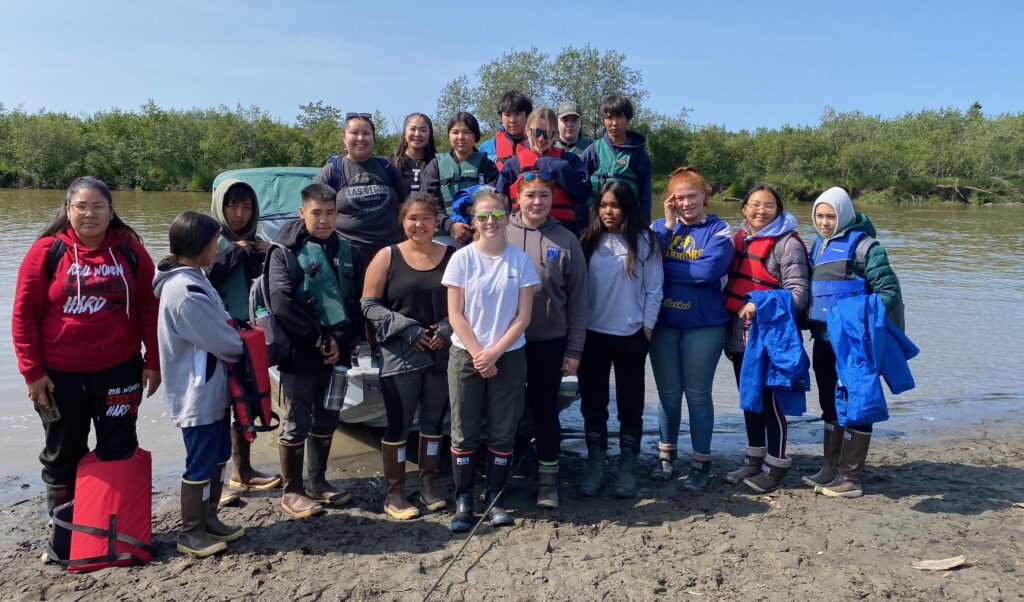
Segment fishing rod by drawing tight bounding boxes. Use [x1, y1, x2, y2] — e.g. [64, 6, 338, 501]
[421, 439, 536, 602]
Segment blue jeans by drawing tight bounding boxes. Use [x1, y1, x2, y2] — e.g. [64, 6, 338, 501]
[650, 325, 726, 455]
[181, 414, 231, 481]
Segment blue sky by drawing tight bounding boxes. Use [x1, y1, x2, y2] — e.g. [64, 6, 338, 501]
[1, 0, 1021, 132]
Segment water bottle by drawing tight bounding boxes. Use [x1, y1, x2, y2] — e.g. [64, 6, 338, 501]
[323, 365, 348, 411]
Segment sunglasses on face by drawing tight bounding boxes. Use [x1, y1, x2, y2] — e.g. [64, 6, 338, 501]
[473, 210, 507, 222]
[532, 128, 553, 139]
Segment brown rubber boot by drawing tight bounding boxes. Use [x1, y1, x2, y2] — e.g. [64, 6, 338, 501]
[382, 440, 419, 520]
[206, 463, 245, 543]
[305, 434, 352, 505]
[802, 421, 845, 487]
[279, 440, 324, 518]
[417, 434, 446, 511]
[742, 455, 791, 493]
[536, 464, 559, 509]
[649, 443, 676, 481]
[818, 429, 871, 498]
[177, 479, 227, 557]
[725, 446, 767, 484]
[228, 428, 282, 490]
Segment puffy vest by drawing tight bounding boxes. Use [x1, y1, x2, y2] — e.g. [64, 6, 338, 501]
[724, 231, 804, 314]
[807, 229, 869, 323]
[296, 238, 356, 328]
[493, 130, 519, 171]
[215, 235, 253, 321]
[508, 147, 577, 225]
[591, 137, 640, 195]
[437, 151, 486, 212]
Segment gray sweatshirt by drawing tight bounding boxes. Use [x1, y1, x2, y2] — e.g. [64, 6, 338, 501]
[586, 232, 664, 336]
[506, 215, 588, 358]
[154, 262, 244, 428]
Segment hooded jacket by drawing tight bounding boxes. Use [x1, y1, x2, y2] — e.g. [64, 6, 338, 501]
[12, 227, 159, 384]
[268, 219, 364, 374]
[726, 211, 810, 351]
[495, 143, 591, 211]
[207, 179, 264, 321]
[739, 289, 810, 416]
[581, 131, 654, 223]
[809, 188, 903, 341]
[506, 215, 588, 358]
[651, 214, 734, 330]
[826, 293, 919, 426]
[153, 260, 243, 428]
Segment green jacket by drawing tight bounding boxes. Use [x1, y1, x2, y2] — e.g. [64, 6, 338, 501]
[810, 213, 903, 341]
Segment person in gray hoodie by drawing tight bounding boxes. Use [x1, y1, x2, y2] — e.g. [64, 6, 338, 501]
[506, 167, 588, 510]
[154, 211, 245, 558]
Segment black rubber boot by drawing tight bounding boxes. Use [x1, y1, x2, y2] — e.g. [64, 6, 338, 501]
[578, 446, 607, 498]
[682, 454, 713, 492]
[484, 451, 513, 527]
[613, 430, 641, 499]
[450, 450, 476, 533]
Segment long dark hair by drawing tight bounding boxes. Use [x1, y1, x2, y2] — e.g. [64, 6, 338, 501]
[39, 176, 142, 242]
[580, 181, 655, 279]
[391, 113, 437, 166]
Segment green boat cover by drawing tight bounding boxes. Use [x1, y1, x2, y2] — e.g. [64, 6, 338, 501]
[211, 166, 320, 219]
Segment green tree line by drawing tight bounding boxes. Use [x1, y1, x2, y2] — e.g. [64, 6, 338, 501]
[2, 45, 1022, 203]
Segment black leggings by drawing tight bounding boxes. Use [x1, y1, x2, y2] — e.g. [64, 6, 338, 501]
[731, 353, 788, 458]
[40, 354, 144, 486]
[812, 339, 873, 432]
[578, 329, 649, 452]
[523, 337, 567, 464]
[379, 369, 449, 443]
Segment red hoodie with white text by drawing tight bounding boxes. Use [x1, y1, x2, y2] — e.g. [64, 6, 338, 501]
[12, 227, 159, 384]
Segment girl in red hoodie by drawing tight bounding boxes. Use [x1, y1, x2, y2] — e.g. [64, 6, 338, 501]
[11, 176, 161, 527]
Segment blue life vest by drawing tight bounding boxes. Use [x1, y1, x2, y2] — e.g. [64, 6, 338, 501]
[807, 229, 868, 323]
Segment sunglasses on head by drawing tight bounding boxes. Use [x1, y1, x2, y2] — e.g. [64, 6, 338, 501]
[474, 209, 507, 221]
[532, 128, 553, 139]
[345, 112, 373, 121]
[519, 170, 553, 183]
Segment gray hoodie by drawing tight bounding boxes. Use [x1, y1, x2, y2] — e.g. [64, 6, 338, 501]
[506, 215, 588, 358]
[154, 260, 244, 428]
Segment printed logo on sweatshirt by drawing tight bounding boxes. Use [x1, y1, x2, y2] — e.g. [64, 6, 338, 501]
[661, 297, 692, 311]
[105, 382, 142, 417]
[546, 246, 559, 262]
[666, 234, 704, 261]
[62, 295, 108, 315]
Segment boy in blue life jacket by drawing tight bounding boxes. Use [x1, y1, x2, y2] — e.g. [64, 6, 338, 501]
[207, 180, 282, 504]
[580, 94, 653, 225]
[268, 183, 364, 518]
[479, 90, 533, 171]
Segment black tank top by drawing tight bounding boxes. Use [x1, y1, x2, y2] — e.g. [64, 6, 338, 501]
[383, 243, 454, 327]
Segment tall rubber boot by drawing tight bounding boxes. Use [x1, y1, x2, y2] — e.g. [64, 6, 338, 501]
[177, 478, 226, 557]
[742, 455, 791, 494]
[418, 434, 446, 511]
[536, 464, 559, 509]
[46, 483, 74, 516]
[682, 452, 713, 492]
[450, 450, 476, 533]
[205, 463, 245, 543]
[802, 421, 845, 487]
[278, 440, 323, 518]
[484, 450, 514, 527]
[613, 431, 640, 499]
[382, 440, 419, 520]
[649, 443, 676, 481]
[228, 428, 282, 490]
[818, 429, 871, 498]
[725, 446, 768, 484]
[579, 446, 607, 498]
[305, 433, 351, 505]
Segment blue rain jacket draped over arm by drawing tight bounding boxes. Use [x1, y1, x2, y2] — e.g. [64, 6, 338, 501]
[739, 289, 810, 416]
[826, 293, 919, 425]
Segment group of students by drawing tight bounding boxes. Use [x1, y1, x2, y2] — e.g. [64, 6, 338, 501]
[12, 90, 906, 559]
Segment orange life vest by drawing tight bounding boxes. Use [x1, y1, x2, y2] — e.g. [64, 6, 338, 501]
[508, 147, 577, 225]
[724, 231, 803, 313]
[494, 130, 518, 171]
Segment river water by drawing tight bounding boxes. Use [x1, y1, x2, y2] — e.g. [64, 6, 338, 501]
[2, 189, 1022, 500]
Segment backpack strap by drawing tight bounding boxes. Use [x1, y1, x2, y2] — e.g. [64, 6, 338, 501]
[327, 155, 347, 192]
[50, 513, 156, 568]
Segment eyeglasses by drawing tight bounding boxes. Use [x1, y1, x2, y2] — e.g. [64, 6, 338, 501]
[747, 204, 778, 212]
[473, 210, 507, 222]
[519, 170, 552, 183]
[345, 112, 373, 121]
[531, 128, 553, 139]
[68, 203, 110, 215]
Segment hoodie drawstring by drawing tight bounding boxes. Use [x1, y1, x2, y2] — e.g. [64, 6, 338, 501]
[109, 248, 131, 319]
[72, 243, 83, 307]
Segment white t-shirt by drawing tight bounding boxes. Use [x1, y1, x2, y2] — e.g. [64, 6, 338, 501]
[442, 243, 540, 351]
